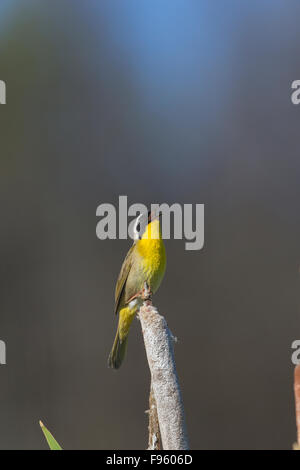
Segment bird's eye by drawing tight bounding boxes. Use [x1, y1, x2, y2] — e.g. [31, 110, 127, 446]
[136, 223, 140, 232]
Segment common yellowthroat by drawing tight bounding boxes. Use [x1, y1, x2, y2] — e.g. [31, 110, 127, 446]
[108, 210, 166, 369]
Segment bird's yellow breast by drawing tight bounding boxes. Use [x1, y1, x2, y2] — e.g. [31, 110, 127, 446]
[135, 219, 166, 293]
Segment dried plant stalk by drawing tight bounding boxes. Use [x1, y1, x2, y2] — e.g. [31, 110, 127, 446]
[294, 364, 300, 448]
[147, 382, 162, 450]
[139, 284, 189, 450]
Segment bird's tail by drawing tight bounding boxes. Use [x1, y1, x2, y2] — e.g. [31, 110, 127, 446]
[108, 329, 128, 369]
[108, 306, 136, 369]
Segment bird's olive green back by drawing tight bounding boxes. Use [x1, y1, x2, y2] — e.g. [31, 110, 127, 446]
[114, 243, 135, 315]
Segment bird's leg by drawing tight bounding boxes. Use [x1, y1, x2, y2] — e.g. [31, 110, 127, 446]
[127, 282, 153, 305]
[126, 292, 140, 304]
[141, 282, 152, 304]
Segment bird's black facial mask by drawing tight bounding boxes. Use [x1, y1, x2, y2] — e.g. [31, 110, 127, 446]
[133, 211, 149, 240]
[133, 209, 159, 240]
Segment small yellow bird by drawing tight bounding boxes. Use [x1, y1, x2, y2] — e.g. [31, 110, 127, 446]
[108, 210, 166, 369]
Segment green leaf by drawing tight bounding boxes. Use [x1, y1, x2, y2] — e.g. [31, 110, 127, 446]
[39, 420, 63, 450]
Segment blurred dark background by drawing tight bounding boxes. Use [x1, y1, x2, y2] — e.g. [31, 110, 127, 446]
[0, 0, 300, 450]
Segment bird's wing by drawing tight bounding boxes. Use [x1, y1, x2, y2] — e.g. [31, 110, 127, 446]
[114, 243, 135, 315]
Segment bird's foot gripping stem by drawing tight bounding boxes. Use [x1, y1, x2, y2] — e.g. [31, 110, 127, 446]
[126, 282, 153, 306]
[141, 282, 152, 304]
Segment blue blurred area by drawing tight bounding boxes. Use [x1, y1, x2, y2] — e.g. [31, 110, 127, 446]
[97, 1, 284, 109]
[0, 0, 17, 26]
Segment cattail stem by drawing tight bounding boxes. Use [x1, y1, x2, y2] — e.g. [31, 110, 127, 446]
[147, 382, 162, 450]
[139, 283, 189, 450]
[294, 365, 300, 448]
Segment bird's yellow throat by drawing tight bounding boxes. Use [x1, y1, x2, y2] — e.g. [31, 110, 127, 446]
[137, 219, 162, 252]
[136, 219, 165, 276]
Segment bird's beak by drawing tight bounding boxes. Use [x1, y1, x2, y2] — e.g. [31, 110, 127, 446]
[149, 210, 159, 222]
